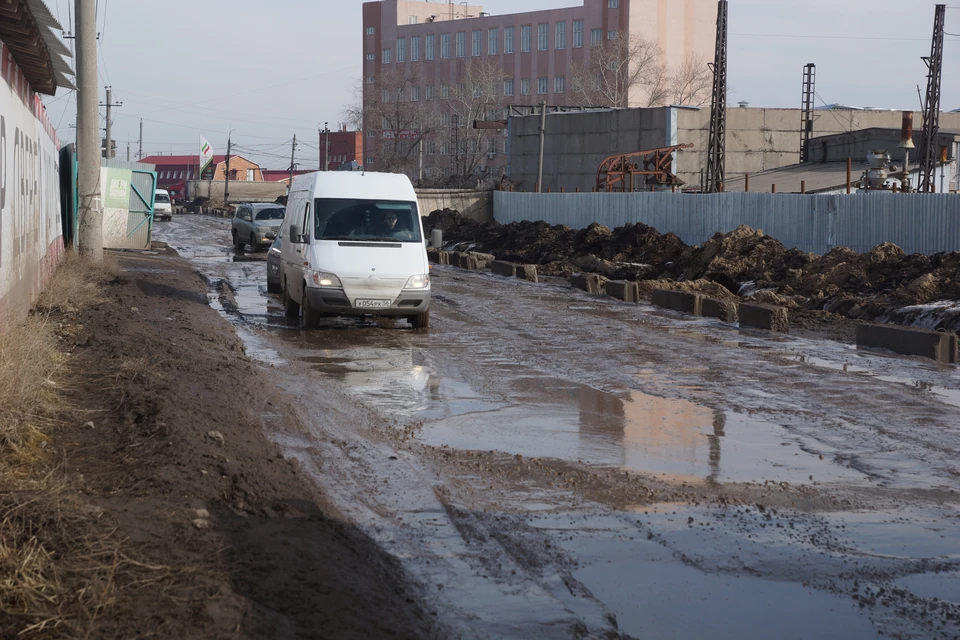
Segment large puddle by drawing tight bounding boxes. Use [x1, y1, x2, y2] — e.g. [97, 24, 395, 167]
[294, 340, 865, 486]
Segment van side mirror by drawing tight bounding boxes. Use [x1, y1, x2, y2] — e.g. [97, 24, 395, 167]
[288, 227, 309, 244]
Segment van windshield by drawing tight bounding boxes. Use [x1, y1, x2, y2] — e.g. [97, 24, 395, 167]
[313, 199, 421, 243]
[155, 193, 170, 203]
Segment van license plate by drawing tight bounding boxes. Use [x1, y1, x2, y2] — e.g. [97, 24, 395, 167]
[355, 299, 392, 309]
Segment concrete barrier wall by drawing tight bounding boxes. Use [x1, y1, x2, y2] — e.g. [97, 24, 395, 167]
[0, 41, 64, 324]
[494, 191, 960, 256]
[416, 189, 493, 222]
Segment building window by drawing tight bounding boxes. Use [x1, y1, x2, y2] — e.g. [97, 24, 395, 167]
[426, 84, 435, 99]
[538, 23, 548, 51]
[504, 26, 515, 54]
[382, 48, 392, 63]
[396, 38, 406, 62]
[441, 142, 450, 155]
[538, 77, 548, 94]
[521, 25, 531, 52]
[411, 36, 421, 61]
[607, 31, 617, 40]
[426, 34, 436, 60]
[456, 82, 466, 98]
[408, 15, 418, 24]
[366, 157, 374, 165]
[591, 29, 602, 46]
[441, 33, 450, 58]
[473, 30, 482, 56]
[554, 76, 565, 93]
[456, 31, 465, 57]
[573, 20, 584, 48]
[608, 0, 619, 6]
[473, 84, 482, 98]
[556, 22, 566, 50]
[366, 76, 376, 84]
[488, 28, 498, 55]
[520, 78, 530, 95]
[488, 137, 497, 153]
[366, 26, 376, 35]
[441, 84, 450, 98]
[410, 86, 420, 101]
[366, 53, 375, 61]
[382, 89, 391, 102]
[367, 131, 376, 137]
[441, 112, 450, 127]
[504, 79, 514, 96]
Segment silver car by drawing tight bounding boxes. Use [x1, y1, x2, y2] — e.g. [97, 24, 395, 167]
[231, 203, 286, 252]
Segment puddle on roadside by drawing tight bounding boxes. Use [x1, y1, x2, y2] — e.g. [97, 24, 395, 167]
[896, 571, 960, 604]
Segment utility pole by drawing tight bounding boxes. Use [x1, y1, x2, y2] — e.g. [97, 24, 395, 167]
[537, 101, 547, 193]
[705, 0, 728, 193]
[138, 119, 143, 160]
[100, 86, 122, 159]
[76, 0, 102, 260]
[324, 122, 330, 171]
[800, 63, 816, 163]
[289, 134, 297, 184]
[224, 135, 233, 205]
[126, 141, 130, 161]
[919, 4, 945, 193]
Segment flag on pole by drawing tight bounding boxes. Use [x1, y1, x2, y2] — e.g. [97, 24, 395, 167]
[199, 136, 214, 176]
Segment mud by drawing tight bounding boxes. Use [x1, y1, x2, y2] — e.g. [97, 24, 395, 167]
[150, 215, 960, 639]
[426, 211, 960, 336]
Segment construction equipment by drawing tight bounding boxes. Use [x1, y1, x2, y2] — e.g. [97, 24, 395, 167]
[596, 144, 694, 192]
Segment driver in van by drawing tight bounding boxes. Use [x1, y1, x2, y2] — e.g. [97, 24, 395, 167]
[369, 211, 400, 237]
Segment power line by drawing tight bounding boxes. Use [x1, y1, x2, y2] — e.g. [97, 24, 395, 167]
[731, 32, 960, 42]
[813, 90, 853, 133]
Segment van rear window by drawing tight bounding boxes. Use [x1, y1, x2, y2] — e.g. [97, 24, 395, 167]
[313, 199, 421, 243]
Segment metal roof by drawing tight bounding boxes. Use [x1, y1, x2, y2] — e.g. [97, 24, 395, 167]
[0, 0, 74, 95]
[723, 160, 949, 194]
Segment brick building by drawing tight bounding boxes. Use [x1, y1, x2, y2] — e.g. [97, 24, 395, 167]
[320, 127, 365, 170]
[140, 154, 264, 197]
[361, 0, 717, 180]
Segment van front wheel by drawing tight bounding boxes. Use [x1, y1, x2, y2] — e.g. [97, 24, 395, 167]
[409, 310, 430, 330]
[301, 288, 321, 329]
[282, 279, 300, 318]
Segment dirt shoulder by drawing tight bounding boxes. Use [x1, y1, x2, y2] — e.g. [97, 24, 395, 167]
[4, 249, 437, 639]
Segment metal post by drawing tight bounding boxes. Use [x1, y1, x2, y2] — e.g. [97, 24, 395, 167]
[800, 180, 806, 194]
[288, 134, 296, 185]
[104, 86, 112, 159]
[418, 126, 424, 183]
[138, 119, 143, 160]
[705, 0, 728, 193]
[537, 101, 547, 193]
[744, 173, 750, 192]
[224, 135, 233, 204]
[919, 4, 946, 193]
[846, 157, 852, 194]
[76, 0, 102, 260]
[324, 122, 330, 171]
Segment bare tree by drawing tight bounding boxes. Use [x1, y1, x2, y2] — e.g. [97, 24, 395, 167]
[437, 58, 508, 182]
[670, 54, 712, 107]
[569, 31, 667, 108]
[344, 67, 440, 176]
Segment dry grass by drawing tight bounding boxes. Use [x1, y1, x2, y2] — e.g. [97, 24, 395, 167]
[0, 251, 131, 638]
[35, 252, 118, 315]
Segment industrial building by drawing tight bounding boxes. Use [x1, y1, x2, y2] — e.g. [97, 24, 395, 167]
[506, 106, 960, 193]
[361, 0, 717, 178]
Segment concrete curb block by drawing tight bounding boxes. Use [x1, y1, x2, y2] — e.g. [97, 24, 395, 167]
[651, 289, 702, 315]
[702, 297, 738, 323]
[427, 249, 441, 264]
[570, 274, 604, 294]
[605, 280, 638, 303]
[856, 324, 958, 364]
[491, 261, 517, 277]
[517, 265, 539, 283]
[438, 251, 450, 265]
[461, 255, 480, 271]
[739, 303, 790, 333]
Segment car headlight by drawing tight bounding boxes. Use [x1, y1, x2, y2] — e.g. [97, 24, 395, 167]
[403, 274, 430, 290]
[311, 271, 342, 288]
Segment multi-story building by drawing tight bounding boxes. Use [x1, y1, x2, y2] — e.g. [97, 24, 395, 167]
[361, 0, 717, 181]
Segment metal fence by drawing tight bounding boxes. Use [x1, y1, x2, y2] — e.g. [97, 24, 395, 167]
[494, 192, 960, 255]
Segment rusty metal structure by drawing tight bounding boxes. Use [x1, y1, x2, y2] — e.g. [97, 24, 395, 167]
[918, 4, 946, 193]
[0, 0, 74, 95]
[595, 144, 694, 192]
[705, 0, 728, 193]
[800, 63, 817, 162]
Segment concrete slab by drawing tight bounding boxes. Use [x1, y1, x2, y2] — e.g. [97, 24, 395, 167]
[605, 280, 638, 303]
[438, 251, 451, 266]
[651, 289, 702, 316]
[856, 324, 958, 364]
[571, 274, 603, 294]
[451, 252, 466, 268]
[739, 303, 790, 333]
[470, 252, 496, 269]
[461, 255, 480, 271]
[427, 249, 441, 264]
[701, 297, 738, 323]
[517, 265, 539, 283]
[491, 260, 517, 277]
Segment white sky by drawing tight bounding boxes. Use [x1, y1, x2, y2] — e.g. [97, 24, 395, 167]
[40, 0, 960, 169]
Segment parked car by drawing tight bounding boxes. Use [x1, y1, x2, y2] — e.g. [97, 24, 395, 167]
[231, 203, 286, 252]
[266, 232, 283, 293]
[154, 189, 173, 221]
[280, 172, 430, 329]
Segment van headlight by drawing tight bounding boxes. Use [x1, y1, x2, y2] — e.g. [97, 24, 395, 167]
[311, 271, 342, 288]
[403, 274, 430, 290]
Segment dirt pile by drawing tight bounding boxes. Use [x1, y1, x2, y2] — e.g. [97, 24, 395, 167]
[427, 209, 960, 329]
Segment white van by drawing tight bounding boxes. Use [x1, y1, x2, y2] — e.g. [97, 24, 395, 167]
[280, 172, 431, 329]
[154, 189, 173, 221]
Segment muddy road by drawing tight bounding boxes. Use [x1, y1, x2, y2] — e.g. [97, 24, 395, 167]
[156, 214, 960, 640]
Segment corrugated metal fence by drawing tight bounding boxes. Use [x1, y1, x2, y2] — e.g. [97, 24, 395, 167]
[494, 192, 960, 255]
